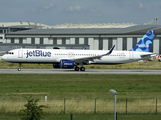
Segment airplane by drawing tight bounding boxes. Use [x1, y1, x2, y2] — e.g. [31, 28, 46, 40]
[1, 30, 155, 71]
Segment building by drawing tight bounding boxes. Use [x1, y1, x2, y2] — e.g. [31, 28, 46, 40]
[1, 23, 161, 54]
[0, 22, 49, 53]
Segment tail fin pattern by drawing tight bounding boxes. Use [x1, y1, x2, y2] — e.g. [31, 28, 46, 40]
[130, 30, 155, 52]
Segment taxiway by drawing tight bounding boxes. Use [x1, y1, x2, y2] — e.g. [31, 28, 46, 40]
[0, 69, 161, 74]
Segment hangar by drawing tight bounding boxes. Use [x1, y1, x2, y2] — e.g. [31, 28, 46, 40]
[1, 23, 161, 54]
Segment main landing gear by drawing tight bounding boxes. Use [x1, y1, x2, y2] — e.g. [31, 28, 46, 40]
[74, 66, 85, 71]
[74, 63, 85, 71]
[18, 63, 21, 71]
[75, 66, 79, 71]
[80, 67, 85, 71]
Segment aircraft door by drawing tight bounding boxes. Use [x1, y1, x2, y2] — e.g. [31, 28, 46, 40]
[129, 52, 134, 60]
[18, 50, 23, 58]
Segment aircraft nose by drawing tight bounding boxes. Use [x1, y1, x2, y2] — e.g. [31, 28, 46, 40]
[1, 55, 7, 61]
[1, 55, 4, 60]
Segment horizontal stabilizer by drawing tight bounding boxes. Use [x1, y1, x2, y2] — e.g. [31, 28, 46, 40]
[140, 53, 155, 58]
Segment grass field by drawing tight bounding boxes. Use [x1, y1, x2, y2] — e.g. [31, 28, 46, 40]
[0, 74, 161, 119]
[1, 59, 161, 119]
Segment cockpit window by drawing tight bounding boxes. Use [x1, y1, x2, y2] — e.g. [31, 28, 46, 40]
[6, 51, 14, 55]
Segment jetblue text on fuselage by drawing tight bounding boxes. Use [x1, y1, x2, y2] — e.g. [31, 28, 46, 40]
[26, 50, 51, 58]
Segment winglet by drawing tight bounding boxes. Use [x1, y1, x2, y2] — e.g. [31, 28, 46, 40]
[103, 45, 115, 56]
[109, 45, 115, 54]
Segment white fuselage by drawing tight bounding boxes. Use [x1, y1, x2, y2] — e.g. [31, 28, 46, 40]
[1, 48, 152, 65]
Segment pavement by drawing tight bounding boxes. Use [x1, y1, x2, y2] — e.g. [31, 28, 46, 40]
[0, 69, 161, 74]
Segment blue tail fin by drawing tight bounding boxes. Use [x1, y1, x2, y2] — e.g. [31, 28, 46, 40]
[130, 30, 155, 52]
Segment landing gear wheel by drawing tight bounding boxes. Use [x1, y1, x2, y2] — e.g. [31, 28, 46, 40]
[18, 63, 21, 71]
[75, 67, 79, 71]
[80, 67, 85, 71]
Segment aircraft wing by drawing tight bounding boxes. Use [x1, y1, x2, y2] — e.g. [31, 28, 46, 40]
[71, 45, 115, 64]
[55, 45, 115, 63]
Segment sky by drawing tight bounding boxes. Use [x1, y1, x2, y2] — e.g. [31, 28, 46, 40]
[0, 0, 161, 26]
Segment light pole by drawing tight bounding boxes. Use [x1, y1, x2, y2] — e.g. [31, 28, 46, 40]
[109, 89, 117, 120]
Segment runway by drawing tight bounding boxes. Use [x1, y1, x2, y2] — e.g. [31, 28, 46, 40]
[0, 69, 161, 74]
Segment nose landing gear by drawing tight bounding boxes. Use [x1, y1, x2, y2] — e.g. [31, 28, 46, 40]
[18, 63, 21, 71]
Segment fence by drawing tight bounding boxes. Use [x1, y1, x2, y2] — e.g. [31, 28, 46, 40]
[41, 98, 160, 115]
[0, 98, 161, 119]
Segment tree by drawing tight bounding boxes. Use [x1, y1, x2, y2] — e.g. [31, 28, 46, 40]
[20, 96, 46, 120]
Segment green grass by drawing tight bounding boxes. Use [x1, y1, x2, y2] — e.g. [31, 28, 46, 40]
[1, 114, 161, 120]
[0, 74, 161, 100]
[1, 59, 161, 119]
[0, 74, 161, 119]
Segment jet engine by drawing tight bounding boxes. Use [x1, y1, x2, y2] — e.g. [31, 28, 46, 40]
[53, 59, 74, 69]
[60, 59, 74, 69]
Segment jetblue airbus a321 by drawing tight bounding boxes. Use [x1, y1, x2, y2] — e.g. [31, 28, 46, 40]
[1, 30, 155, 71]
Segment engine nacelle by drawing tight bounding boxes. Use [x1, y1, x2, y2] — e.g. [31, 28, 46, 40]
[60, 59, 74, 69]
[53, 63, 60, 68]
